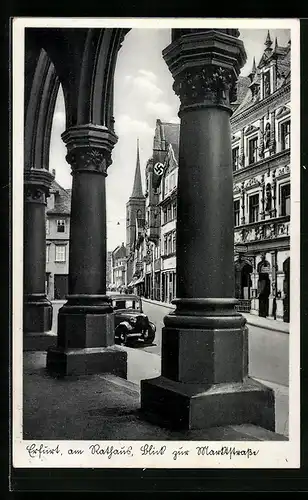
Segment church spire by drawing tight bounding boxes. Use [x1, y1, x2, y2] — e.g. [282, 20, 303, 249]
[130, 138, 144, 199]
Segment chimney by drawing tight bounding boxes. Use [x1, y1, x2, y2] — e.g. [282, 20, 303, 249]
[52, 169, 56, 178]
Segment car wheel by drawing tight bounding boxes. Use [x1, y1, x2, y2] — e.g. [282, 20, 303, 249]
[142, 324, 155, 345]
[117, 328, 128, 345]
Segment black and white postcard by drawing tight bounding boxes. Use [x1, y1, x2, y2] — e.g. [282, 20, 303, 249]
[12, 17, 301, 470]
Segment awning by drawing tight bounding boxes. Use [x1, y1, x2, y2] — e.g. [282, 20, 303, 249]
[134, 276, 145, 285]
[127, 277, 138, 287]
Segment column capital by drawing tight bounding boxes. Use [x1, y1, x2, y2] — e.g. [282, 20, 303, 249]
[62, 124, 118, 176]
[24, 168, 54, 204]
[163, 29, 247, 113]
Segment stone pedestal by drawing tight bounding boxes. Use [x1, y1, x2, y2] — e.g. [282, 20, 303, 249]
[24, 169, 53, 338]
[46, 125, 127, 378]
[141, 29, 275, 430]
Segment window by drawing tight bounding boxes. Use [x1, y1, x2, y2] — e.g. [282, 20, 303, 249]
[234, 200, 240, 226]
[249, 194, 259, 223]
[55, 245, 66, 262]
[167, 204, 172, 222]
[248, 137, 258, 165]
[163, 208, 167, 224]
[46, 245, 50, 263]
[164, 236, 168, 255]
[57, 219, 66, 233]
[232, 147, 240, 172]
[263, 71, 271, 98]
[281, 120, 290, 150]
[172, 232, 176, 253]
[46, 219, 50, 235]
[167, 234, 172, 254]
[280, 183, 291, 216]
[172, 202, 177, 220]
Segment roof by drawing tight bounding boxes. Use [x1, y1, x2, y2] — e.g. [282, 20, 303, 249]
[112, 243, 126, 259]
[159, 121, 180, 161]
[232, 35, 290, 117]
[47, 179, 71, 215]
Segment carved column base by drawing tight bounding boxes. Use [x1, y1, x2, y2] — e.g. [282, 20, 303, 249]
[46, 294, 127, 378]
[141, 298, 275, 430]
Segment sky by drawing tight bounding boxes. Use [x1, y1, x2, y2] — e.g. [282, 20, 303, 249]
[49, 28, 290, 251]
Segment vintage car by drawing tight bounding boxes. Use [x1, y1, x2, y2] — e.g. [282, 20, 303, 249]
[109, 294, 156, 346]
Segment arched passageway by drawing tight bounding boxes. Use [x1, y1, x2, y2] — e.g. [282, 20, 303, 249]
[23, 26, 275, 431]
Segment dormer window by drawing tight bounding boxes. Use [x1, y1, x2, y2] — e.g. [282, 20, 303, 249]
[263, 71, 271, 98]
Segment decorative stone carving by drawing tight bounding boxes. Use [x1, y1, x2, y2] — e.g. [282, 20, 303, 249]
[264, 122, 271, 149]
[258, 118, 265, 158]
[277, 222, 290, 236]
[276, 164, 290, 178]
[255, 225, 264, 240]
[276, 105, 290, 118]
[173, 65, 237, 109]
[269, 223, 276, 238]
[66, 147, 112, 175]
[233, 184, 241, 194]
[265, 183, 272, 212]
[24, 168, 54, 204]
[244, 124, 259, 136]
[245, 177, 260, 189]
[25, 186, 47, 204]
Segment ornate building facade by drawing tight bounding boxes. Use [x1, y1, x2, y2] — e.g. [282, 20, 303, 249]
[231, 31, 290, 322]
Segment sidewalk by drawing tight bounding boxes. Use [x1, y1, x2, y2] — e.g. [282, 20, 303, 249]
[142, 298, 289, 334]
[23, 349, 288, 441]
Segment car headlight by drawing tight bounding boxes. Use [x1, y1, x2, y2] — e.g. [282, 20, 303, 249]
[130, 317, 137, 325]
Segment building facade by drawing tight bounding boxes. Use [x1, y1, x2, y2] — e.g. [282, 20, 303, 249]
[152, 120, 179, 303]
[127, 33, 291, 322]
[111, 242, 127, 290]
[106, 251, 113, 287]
[45, 173, 71, 300]
[231, 32, 290, 321]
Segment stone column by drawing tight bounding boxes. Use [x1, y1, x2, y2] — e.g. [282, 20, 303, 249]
[24, 168, 53, 333]
[141, 29, 275, 431]
[46, 124, 127, 377]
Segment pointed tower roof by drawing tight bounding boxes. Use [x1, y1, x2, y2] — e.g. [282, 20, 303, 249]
[130, 138, 144, 199]
[248, 57, 257, 82]
[265, 30, 273, 50]
[252, 56, 257, 73]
